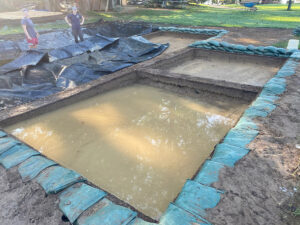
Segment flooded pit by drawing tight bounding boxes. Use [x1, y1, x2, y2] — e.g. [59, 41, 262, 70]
[6, 84, 248, 220]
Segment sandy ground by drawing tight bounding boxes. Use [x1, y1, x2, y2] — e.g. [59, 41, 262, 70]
[0, 166, 68, 225]
[168, 52, 283, 87]
[145, 31, 211, 54]
[206, 65, 300, 225]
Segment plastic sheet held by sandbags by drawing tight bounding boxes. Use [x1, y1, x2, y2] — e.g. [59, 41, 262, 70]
[0, 50, 46, 74]
[48, 35, 118, 62]
[59, 183, 107, 223]
[76, 198, 137, 225]
[174, 180, 223, 218]
[0, 144, 40, 169]
[36, 166, 85, 194]
[159, 203, 211, 225]
[18, 155, 57, 181]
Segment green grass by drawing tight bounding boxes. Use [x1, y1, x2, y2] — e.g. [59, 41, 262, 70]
[91, 4, 300, 29]
[1, 4, 300, 36]
[273, 38, 300, 48]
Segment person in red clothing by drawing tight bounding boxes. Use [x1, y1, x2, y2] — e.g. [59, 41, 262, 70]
[21, 8, 39, 48]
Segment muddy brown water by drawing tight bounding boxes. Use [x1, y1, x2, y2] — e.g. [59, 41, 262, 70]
[6, 84, 248, 220]
[0, 59, 12, 66]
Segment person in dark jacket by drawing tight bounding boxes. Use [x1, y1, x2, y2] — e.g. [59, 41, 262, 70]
[65, 6, 85, 43]
[21, 8, 39, 48]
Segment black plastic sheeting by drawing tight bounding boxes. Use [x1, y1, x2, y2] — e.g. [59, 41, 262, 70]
[0, 21, 156, 61]
[84, 21, 156, 38]
[0, 50, 47, 74]
[48, 35, 118, 62]
[0, 35, 168, 111]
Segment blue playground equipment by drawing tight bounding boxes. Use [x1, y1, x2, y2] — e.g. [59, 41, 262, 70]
[241, 1, 259, 11]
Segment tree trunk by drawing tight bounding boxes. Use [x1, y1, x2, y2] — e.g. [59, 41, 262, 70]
[105, 0, 110, 12]
[287, 0, 292, 11]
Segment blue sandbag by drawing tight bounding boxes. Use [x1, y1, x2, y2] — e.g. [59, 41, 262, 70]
[194, 160, 225, 186]
[211, 143, 249, 167]
[18, 155, 57, 181]
[276, 68, 295, 77]
[0, 131, 7, 137]
[251, 102, 276, 114]
[0, 144, 40, 169]
[175, 180, 222, 218]
[290, 51, 300, 60]
[223, 129, 258, 147]
[0, 138, 20, 154]
[59, 183, 107, 223]
[36, 166, 85, 194]
[159, 203, 210, 225]
[0, 144, 22, 161]
[128, 218, 155, 225]
[243, 106, 268, 118]
[0, 136, 16, 145]
[263, 79, 286, 95]
[75, 198, 137, 225]
[255, 95, 279, 104]
[235, 117, 258, 131]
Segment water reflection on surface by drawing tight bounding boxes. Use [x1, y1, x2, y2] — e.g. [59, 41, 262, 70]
[6, 84, 248, 220]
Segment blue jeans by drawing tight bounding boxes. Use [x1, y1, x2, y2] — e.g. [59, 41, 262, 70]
[72, 28, 84, 43]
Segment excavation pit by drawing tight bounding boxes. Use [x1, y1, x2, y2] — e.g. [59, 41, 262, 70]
[1, 68, 251, 221]
[150, 48, 285, 88]
[144, 31, 213, 54]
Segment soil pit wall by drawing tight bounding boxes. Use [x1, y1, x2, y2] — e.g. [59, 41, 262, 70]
[151, 48, 285, 88]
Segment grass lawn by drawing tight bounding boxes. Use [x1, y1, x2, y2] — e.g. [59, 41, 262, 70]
[92, 4, 300, 29]
[0, 16, 100, 36]
[273, 37, 300, 48]
[1, 4, 300, 36]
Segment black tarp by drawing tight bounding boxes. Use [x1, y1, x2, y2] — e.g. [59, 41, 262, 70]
[48, 35, 118, 62]
[0, 34, 168, 111]
[0, 50, 47, 74]
[84, 21, 156, 38]
[0, 21, 156, 61]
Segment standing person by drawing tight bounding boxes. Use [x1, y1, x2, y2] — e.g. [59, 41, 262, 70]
[21, 8, 39, 49]
[65, 6, 85, 43]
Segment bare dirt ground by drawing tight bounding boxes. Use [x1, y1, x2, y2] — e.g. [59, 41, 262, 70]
[0, 166, 68, 225]
[0, 10, 64, 26]
[207, 65, 300, 225]
[218, 27, 294, 46]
